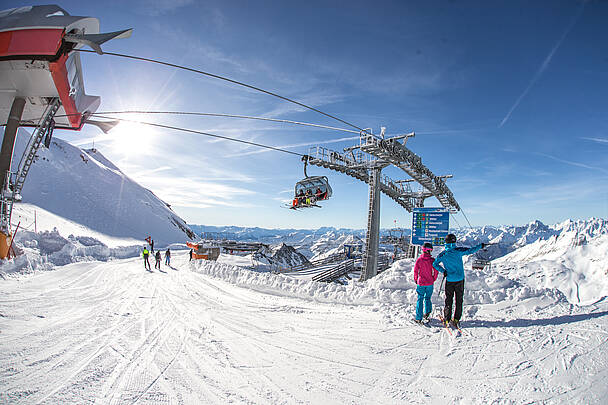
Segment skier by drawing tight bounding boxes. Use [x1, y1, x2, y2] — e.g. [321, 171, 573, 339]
[155, 250, 161, 269]
[189, 248, 193, 261]
[150, 238, 154, 253]
[165, 248, 171, 265]
[142, 246, 151, 270]
[433, 234, 485, 328]
[413, 242, 439, 324]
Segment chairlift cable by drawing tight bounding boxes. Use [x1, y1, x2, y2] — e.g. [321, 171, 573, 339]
[460, 208, 474, 230]
[450, 212, 463, 229]
[75, 49, 367, 133]
[93, 115, 304, 157]
[90, 111, 360, 134]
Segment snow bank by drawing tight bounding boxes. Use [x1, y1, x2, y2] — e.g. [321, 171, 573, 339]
[190, 259, 412, 306]
[190, 257, 568, 309]
[0, 228, 141, 277]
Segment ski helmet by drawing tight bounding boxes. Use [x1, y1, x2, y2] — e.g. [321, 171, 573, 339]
[445, 234, 456, 244]
[422, 242, 433, 252]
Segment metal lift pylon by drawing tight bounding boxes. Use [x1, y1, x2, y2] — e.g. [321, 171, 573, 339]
[305, 127, 461, 281]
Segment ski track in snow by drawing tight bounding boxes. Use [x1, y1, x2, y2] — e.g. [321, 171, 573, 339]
[1, 253, 608, 404]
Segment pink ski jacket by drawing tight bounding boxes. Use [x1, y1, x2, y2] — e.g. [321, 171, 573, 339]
[414, 253, 439, 286]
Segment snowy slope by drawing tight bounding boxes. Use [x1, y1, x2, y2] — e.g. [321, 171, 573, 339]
[7, 129, 195, 246]
[493, 218, 608, 305]
[1, 249, 607, 403]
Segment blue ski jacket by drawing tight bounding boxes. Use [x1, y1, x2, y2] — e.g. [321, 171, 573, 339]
[433, 243, 483, 282]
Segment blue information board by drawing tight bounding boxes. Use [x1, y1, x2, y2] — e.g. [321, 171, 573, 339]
[411, 208, 450, 246]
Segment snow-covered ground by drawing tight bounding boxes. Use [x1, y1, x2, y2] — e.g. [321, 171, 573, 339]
[1, 249, 608, 403]
[1, 133, 607, 403]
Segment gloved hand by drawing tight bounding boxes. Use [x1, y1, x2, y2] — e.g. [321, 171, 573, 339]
[481, 243, 487, 248]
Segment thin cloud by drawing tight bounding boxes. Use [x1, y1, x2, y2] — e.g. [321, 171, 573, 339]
[137, 0, 195, 17]
[499, 4, 586, 127]
[581, 137, 608, 144]
[136, 174, 257, 209]
[535, 152, 608, 175]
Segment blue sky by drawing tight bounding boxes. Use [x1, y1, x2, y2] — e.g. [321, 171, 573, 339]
[8, 0, 608, 229]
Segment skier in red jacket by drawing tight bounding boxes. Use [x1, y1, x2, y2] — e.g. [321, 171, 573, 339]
[413, 242, 439, 323]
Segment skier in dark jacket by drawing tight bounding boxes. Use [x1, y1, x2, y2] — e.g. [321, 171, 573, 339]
[165, 248, 171, 265]
[433, 234, 485, 328]
[189, 249, 193, 261]
[155, 250, 161, 269]
[142, 246, 151, 270]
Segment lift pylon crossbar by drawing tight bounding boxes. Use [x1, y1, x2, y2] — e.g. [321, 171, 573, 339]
[307, 146, 417, 211]
[304, 128, 461, 282]
[359, 134, 460, 211]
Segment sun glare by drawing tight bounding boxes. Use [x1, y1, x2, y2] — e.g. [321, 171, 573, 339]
[109, 119, 157, 157]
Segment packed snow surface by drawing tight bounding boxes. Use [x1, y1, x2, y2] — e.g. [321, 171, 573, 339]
[1, 249, 608, 403]
[1, 133, 607, 402]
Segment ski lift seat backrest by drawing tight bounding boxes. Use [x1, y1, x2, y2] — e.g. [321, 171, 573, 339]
[294, 176, 332, 199]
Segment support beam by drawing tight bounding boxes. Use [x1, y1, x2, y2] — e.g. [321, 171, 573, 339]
[360, 166, 382, 281]
[0, 97, 25, 233]
[0, 97, 26, 257]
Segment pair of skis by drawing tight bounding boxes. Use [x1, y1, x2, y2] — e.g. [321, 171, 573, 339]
[438, 315, 465, 336]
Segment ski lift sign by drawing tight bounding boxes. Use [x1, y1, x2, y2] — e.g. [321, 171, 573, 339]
[411, 208, 449, 246]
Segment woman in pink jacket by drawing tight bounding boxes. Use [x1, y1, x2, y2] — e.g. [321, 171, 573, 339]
[414, 242, 439, 323]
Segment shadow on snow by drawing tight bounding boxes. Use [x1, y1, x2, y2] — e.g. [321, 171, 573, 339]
[463, 310, 608, 329]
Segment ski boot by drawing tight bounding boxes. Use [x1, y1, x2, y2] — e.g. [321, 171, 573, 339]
[450, 319, 460, 328]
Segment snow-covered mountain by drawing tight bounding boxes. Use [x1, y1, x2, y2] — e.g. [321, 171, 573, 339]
[190, 224, 366, 259]
[7, 131, 195, 246]
[192, 218, 608, 262]
[254, 243, 310, 268]
[490, 218, 608, 305]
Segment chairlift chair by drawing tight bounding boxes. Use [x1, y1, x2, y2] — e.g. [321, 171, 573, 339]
[289, 156, 333, 209]
[472, 258, 491, 270]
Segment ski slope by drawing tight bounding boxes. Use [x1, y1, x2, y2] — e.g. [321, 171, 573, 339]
[1, 252, 607, 404]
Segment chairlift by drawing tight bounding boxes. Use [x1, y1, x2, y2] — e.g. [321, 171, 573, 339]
[472, 258, 491, 270]
[288, 156, 333, 210]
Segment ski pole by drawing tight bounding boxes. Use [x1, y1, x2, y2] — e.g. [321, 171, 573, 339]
[438, 273, 446, 297]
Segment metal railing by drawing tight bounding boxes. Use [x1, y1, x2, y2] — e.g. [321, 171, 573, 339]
[312, 258, 355, 283]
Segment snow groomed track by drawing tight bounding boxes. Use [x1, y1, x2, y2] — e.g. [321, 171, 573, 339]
[1, 252, 608, 404]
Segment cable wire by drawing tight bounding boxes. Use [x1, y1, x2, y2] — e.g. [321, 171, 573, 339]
[90, 111, 360, 134]
[460, 208, 475, 230]
[75, 49, 367, 133]
[450, 212, 463, 229]
[92, 115, 304, 157]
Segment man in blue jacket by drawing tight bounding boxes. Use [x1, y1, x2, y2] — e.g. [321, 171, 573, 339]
[433, 234, 485, 327]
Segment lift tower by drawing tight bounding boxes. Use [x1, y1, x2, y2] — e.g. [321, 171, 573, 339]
[306, 128, 461, 281]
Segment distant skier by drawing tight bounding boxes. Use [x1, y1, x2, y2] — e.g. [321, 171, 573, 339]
[433, 234, 485, 328]
[155, 250, 161, 269]
[413, 242, 439, 324]
[189, 249, 193, 261]
[142, 246, 151, 270]
[165, 248, 171, 265]
[150, 239, 155, 253]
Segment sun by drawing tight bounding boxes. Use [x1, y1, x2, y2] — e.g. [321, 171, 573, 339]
[108, 119, 157, 157]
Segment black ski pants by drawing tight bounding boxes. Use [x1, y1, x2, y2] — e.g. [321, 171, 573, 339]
[444, 280, 465, 321]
